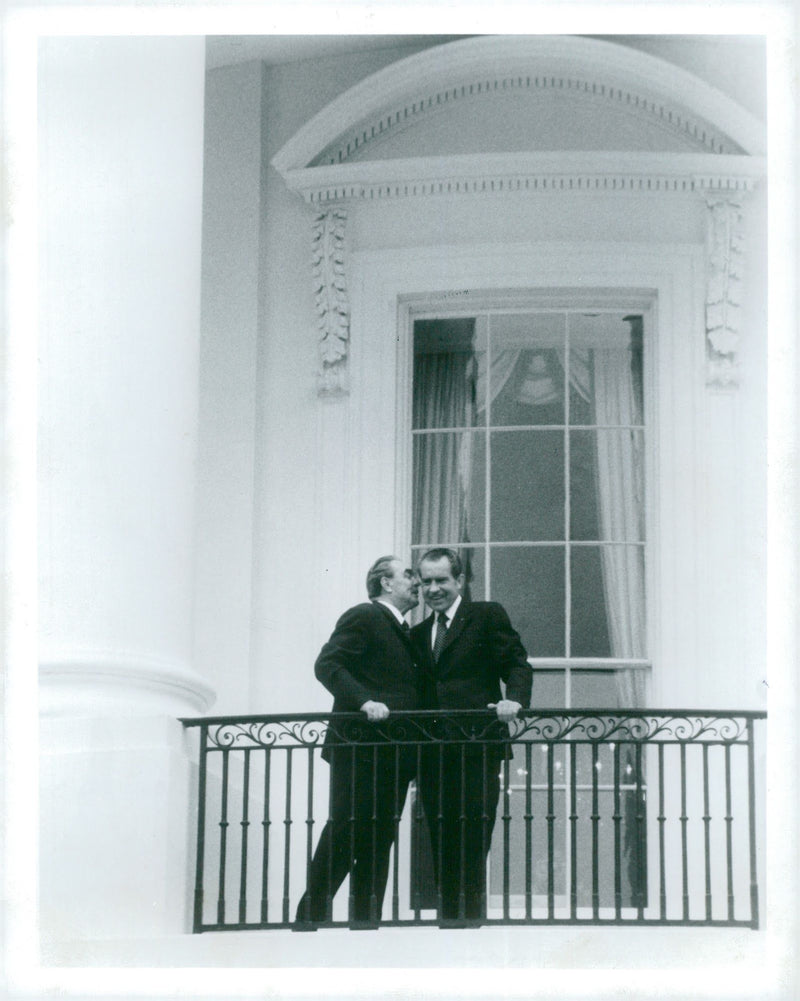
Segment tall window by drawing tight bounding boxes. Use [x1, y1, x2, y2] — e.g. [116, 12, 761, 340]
[411, 308, 649, 908]
[412, 309, 648, 704]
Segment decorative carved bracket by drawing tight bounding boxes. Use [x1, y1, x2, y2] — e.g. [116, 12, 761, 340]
[704, 195, 744, 388]
[312, 209, 350, 396]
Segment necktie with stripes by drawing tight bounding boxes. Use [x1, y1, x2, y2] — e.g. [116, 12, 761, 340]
[432, 611, 449, 662]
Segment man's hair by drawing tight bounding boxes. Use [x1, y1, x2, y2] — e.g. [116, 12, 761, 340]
[366, 555, 399, 598]
[417, 547, 463, 578]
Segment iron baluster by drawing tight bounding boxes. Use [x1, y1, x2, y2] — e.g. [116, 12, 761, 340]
[546, 742, 555, 920]
[657, 743, 666, 921]
[613, 742, 622, 920]
[569, 741, 577, 919]
[302, 745, 315, 922]
[217, 748, 230, 926]
[238, 747, 251, 925]
[481, 742, 490, 922]
[524, 742, 533, 921]
[281, 749, 292, 925]
[680, 742, 689, 921]
[369, 745, 379, 925]
[391, 743, 401, 922]
[702, 743, 712, 921]
[724, 743, 734, 921]
[747, 719, 759, 928]
[634, 741, 645, 919]
[260, 749, 271, 924]
[591, 741, 600, 920]
[192, 724, 208, 933]
[412, 745, 423, 920]
[458, 742, 466, 921]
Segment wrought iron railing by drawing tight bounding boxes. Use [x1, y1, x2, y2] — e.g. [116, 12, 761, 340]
[180, 709, 765, 932]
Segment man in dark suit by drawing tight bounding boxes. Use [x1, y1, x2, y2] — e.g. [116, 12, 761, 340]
[411, 547, 532, 925]
[294, 555, 421, 929]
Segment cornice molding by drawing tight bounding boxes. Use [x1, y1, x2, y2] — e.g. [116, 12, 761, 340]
[282, 151, 765, 206]
[272, 35, 765, 174]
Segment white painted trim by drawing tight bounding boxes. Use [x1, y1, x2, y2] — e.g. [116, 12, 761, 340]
[282, 151, 765, 205]
[39, 651, 216, 715]
[272, 35, 765, 174]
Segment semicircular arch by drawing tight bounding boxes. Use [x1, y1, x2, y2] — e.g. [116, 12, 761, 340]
[272, 34, 764, 175]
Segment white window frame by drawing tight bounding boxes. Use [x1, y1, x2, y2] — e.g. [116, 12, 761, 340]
[344, 241, 706, 706]
[407, 300, 653, 699]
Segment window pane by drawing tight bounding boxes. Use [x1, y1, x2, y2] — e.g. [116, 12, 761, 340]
[574, 544, 647, 659]
[492, 546, 565, 657]
[527, 669, 565, 708]
[412, 430, 485, 545]
[570, 547, 612, 657]
[461, 546, 485, 602]
[569, 430, 600, 540]
[570, 669, 619, 708]
[571, 430, 645, 541]
[413, 318, 480, 429]
[489, 313, 566, 426]
[491, 430, 564, 541]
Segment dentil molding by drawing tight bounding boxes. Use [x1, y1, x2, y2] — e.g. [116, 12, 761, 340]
[283, 151, 763, 207]
[272, 35, 765, 172]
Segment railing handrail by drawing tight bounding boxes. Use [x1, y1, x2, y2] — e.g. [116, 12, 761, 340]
[180, 707, 767, 727]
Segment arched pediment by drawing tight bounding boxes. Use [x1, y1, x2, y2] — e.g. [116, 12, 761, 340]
[316, 85, 727, 164]
[273, 35, 764, 397]
[273, 34, 765, 178]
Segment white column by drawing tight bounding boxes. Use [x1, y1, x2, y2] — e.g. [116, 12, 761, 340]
[38, 36, 213, 716]
[37, 36, 211, 946]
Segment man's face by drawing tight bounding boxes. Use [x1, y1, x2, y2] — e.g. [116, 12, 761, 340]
[384, 560, 419, 613]
[418, 557, 463, 613]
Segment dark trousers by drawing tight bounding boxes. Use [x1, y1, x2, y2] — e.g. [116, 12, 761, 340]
[295, 745, 415, 924]
[418, 743, 502, 922]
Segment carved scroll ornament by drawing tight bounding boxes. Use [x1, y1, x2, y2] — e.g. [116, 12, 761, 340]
[705, 195, 744, 388]
[312, 209, 350, 396]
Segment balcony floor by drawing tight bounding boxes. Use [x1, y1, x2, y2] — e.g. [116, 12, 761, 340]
[41, 921, 766, 972]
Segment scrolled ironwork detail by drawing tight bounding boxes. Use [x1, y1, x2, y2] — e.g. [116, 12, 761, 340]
[201, 711, 751, 750]
[207, 720, 330, 750]
[512, 713, 749, 744]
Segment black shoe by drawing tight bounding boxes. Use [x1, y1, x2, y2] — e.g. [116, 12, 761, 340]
[291, 918, 319, 931]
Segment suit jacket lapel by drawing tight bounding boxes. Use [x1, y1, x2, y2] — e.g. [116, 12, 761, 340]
[373, 601, 413, 649]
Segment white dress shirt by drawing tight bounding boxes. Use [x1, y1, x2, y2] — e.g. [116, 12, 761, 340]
[376, 598, 407, 627]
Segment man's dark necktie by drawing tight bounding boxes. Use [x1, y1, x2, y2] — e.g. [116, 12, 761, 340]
[432, 611, 448, 662]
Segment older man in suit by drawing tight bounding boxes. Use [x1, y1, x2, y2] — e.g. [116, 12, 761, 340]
[411, 547, 532, 925]
[294, 555, 421, 929]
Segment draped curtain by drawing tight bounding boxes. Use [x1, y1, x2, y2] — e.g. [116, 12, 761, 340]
[412, 351, 475, 549]
[589, 330, 647, 707]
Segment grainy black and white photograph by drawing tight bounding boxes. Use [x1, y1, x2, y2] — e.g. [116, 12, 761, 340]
[1, 3, 797, 1001]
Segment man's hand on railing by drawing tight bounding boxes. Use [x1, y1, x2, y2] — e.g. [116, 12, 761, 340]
[488, 700, 522, 722]
[360, 700, 390, 722]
